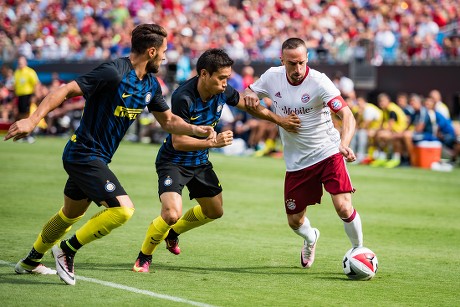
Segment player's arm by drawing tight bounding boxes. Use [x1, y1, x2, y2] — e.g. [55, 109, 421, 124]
[331, 97, 356, 162]
[241, 88, 300, 133]
[172, 130, 233, 151]
[152, 109, 215, 138]
[4, 81, 82, 141]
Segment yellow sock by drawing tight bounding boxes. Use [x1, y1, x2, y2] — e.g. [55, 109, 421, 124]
[33, 207, 83, 254]
[140, 216, 171, 255]
[265, 139, 276, 151]
[75, 207, 134, 246]
[171, 205, 214, 235]
[367, 146, 375, 158]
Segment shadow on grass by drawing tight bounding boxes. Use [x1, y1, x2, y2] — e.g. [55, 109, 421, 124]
[0, 272, 61, 285]
[73, 261, 348, 280]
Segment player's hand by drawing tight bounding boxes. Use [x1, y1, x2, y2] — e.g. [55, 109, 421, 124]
[193, 125, 215, 140]
[243, 93, 260, 110]
[4, 119, 36, 142]
[205, 130, 217, 142]
[279, 112, 301, 133]
[213, 130, 233, 148]
[339, 144, 356, 162]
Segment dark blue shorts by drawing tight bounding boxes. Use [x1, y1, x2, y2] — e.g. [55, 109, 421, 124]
[156, 162, 222, 200]
[63, 160, 127, 206]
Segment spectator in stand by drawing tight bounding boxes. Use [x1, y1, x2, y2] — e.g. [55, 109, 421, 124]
[241, 66, 255, 89]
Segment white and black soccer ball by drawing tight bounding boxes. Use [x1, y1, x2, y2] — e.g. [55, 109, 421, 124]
[343, 247, 378, 280]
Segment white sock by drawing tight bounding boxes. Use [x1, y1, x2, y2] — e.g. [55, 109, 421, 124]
[293, 216, 317, 244]
[392, 152, 401, 161]
[342, 209, 363, 248]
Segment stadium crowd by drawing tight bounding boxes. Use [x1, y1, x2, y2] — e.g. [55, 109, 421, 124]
[1, 0, 459, 169]
[0, 0, 459, 64]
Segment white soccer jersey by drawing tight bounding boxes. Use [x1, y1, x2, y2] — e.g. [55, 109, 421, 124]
[250, 66, 344, 171]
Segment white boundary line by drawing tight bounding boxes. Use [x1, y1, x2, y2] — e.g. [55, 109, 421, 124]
[0, 260, 218, 307]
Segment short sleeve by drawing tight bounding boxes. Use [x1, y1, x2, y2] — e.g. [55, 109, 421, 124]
[248, 71, 271, 99]
[75, 62, 120, 99]
[147, 81, 170, 112]
[224, 85, 240, 107]
[171, 94, 192, 123]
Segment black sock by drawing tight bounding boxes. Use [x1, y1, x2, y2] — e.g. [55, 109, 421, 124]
[166, 229, 179, 240]
[60, 235, 82, 255]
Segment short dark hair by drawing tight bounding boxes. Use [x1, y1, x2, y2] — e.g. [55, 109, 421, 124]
[196, 49, 234, 76]
[282, 38, 307, 51]
[131, 24, 167, 54]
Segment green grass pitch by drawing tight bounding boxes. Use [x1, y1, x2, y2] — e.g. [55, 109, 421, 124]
[1, 136, 459, 306]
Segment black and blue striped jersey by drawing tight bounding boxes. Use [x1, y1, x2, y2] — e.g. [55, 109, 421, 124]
[62, 57, 169, 164]
[156, 76, 240, 166]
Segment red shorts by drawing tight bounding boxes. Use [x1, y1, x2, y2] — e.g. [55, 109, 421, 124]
[284, 153, 355, 214]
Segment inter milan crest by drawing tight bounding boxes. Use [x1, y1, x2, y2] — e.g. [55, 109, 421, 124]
[164, 176, 173, 187]
[145, 92, 152, 103]
[105, 180, 116, 192]
[285, 198, 296, 210]
[217, 104, 223, 113]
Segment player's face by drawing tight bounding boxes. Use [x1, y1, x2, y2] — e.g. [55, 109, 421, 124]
[146, 38, 167, 74]
[281, 46, 308, 85]
[203, 67, 232, 95]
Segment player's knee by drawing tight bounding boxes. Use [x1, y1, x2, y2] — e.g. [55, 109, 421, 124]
[205, 207, 223, 219]
[162, 212, 180, 225]
[110, 206, 135, 225]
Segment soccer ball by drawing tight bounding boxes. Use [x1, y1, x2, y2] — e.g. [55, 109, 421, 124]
[342, 247, 378, 280]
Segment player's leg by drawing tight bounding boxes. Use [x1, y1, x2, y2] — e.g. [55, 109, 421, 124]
[285, 165, 323, 268]
[330, 193, 363, 248]
[133, 163, 189, 272]
[15, 195, 89, 275]
[52, 160, 134, 285]
[165, 163, 223, 254]
[133, 192, 182, 272]
[171, 193, 222, 235]
[323, 153, 363, 248]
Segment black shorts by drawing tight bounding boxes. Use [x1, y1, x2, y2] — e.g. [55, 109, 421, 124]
[17, 94, 33, 114]
[63, 160, 127, 206]
[156, 162, 222, 200]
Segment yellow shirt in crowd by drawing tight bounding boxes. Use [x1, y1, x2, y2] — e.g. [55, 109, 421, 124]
[14, 67, 39, 96]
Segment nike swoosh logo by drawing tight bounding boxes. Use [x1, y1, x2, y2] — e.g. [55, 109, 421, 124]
[190, 115, 201, 120]
[122, 93, 132, 98]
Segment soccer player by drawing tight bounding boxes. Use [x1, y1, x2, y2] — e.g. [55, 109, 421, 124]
[132, 49, 300, 272]
[4, 24, 215, 286]
[243, 38, 363, 269]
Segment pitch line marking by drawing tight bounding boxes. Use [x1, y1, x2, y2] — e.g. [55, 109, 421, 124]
[0, 260, 218, 307]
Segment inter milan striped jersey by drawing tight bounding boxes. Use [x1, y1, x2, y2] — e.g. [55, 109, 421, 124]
[156, 76, 239, 166]
[63, 57, 169, 164]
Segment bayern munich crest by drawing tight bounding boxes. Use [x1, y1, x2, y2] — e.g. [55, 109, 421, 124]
[285, 198, 296, 210]
[105, 181, 116, 192]
[164, 176, 173, 186]
[301, 93, 310, 103]
[331, 99, 342, 111]
[145, 92, 152, 103]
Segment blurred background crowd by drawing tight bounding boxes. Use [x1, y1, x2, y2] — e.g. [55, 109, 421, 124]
[1, 0, 459, 64]
[1, 0, 459, 169]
